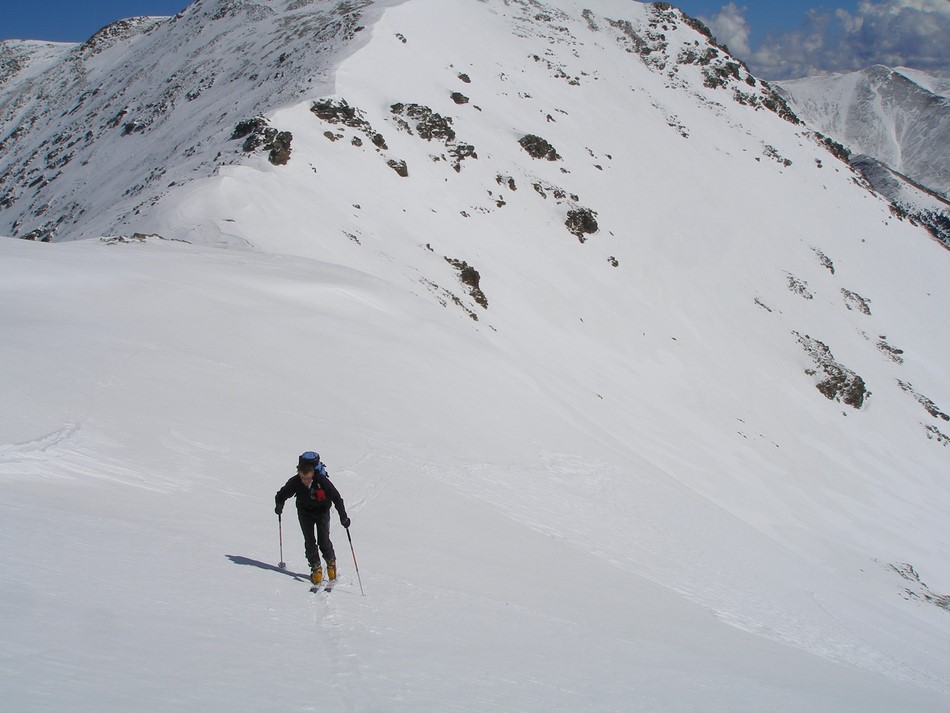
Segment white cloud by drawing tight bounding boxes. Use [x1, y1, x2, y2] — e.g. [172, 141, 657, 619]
[700, 3, 751, 57]
[707, 0, 950, 79]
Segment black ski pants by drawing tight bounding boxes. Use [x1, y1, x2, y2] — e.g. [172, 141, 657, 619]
[298, 509, 335, 567]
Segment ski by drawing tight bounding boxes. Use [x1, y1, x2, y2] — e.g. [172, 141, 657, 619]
[308, 575, 338, 592]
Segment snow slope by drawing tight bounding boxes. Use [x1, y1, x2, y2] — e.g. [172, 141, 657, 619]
[1, 1, 949, 711]
[3, 234, 948, 712]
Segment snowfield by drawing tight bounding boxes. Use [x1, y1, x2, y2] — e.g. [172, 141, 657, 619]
[1, 1, 949, 711]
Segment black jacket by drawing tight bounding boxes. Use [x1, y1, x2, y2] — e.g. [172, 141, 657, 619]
[276, 470, 348, 521]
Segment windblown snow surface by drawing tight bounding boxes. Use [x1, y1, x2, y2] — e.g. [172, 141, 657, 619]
[1, 1, 949, 711]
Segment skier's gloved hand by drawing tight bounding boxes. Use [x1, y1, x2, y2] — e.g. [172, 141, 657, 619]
[341, 516, 351, 529]
[275, 503, 283, 516]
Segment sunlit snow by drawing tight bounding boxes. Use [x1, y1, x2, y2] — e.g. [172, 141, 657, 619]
[1, 1, 949, 711]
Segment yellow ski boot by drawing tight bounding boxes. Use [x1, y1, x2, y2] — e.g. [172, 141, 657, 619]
[310, 565, 323, 585]
[327, 561, 337, 581]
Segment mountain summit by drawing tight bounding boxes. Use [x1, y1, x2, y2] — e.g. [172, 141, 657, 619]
[1, 1, 949, 711]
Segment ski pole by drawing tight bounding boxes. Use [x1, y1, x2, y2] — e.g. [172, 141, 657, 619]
[346, 527, 364, 596]
[278, 514, 286, 570]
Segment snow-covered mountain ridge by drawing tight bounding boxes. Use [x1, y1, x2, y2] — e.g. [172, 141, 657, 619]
[1, 1, 949, 711]
[777, 65, 950, 247]
[0, 0, 379, 241]
[0, 0, 804, 243]
[777, 65, 949, 198]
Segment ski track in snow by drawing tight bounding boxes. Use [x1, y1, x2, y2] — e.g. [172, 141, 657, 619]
[0, 422, 186, 492]
[0, 423, 81, 468]
[309, 587, 369, 712]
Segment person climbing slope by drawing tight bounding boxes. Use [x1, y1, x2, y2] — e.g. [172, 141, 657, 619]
[275, 451, 350, 584]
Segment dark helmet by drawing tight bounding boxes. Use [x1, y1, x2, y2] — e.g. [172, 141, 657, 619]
[298, 451, 320, 469]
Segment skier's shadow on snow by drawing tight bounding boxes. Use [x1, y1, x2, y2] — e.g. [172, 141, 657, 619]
[226, 555, 309, 581]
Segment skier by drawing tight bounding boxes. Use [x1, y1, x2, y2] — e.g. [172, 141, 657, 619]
[275, 451, 351, 584]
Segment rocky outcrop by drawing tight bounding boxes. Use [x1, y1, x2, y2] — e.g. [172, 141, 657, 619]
[795, 332, 869, 409]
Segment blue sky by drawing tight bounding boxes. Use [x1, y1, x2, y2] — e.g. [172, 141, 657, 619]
[1, 1, 948, 79]
[677, 0, 850, 41]
[0, 1, 840, 45]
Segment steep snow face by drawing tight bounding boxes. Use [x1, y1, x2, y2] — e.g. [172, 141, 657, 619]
[1, 1, 950, 711]
[777, 65, 950, 200]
